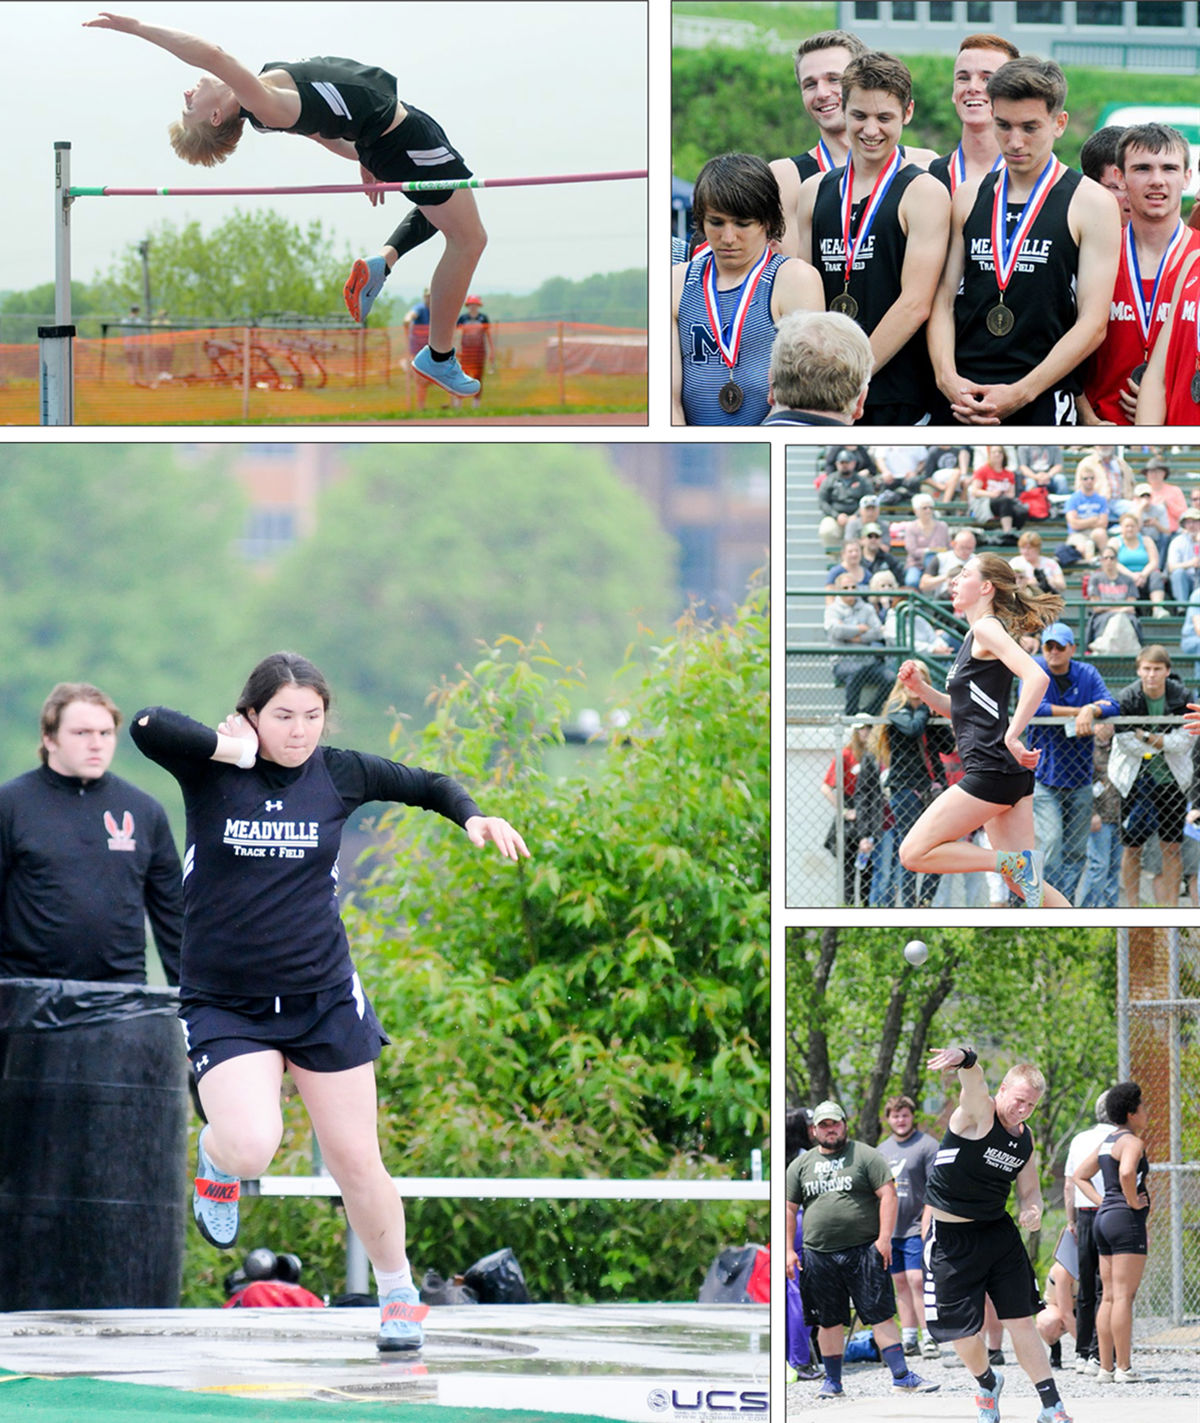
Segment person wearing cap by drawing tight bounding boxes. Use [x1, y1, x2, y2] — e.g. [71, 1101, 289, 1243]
[1142, 457, 1186, 536]
[455, 294, 494, 407]
[1128, 481, 1171, 563]
[844, 492, 882, 546]
[818, 451, 877, 548]
[1165, 510, 1200, 603]
[785, 1100, 939, 1400]
[861, 523, 904, 583]
[924, 1048, 1073, 1423]
[1025, 624, 1119, 904]
[1063, 1092, 1112, 1374]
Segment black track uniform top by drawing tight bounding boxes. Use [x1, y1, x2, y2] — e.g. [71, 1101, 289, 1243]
[955, 166, 1083, 387]
[130, 707, 481, 1000]
[0, 765, 183, 984]
[242, 57, 398, 145]
[811, 162, 932, 411]
[945, 622, 1021, 777]
[790, 152, 821, 182]
[1097, 1128, 1150, 1214]
[925, 1110, 1034, 1221]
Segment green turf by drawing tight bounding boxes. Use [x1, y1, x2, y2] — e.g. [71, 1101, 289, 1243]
[0, 1371, 619, 1423]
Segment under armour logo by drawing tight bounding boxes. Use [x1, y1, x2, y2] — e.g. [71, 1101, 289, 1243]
[104, 810, 136, 851]
[265, 800, 283, 812]
[195, 1054, 210, 1073]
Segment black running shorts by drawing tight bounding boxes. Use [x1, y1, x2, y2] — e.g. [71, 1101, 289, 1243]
[958, 768, 1035, 807]
[180, 972, 389, 1079]
[802, 1241, 897, 1328]
[357, 103, 473, 207]
[1093, 1204, 1149, 1256]
[924, 1215, 1041, 1340]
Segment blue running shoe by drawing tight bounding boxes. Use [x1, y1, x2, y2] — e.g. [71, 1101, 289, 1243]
[893, 1370, 939, 1392]
[998, 848, 1045, 907]
[344, 255, 389, 322]
[816, 1376, 843, 1399]
[376, 1284, 428, 1352]
[193, 1127, 239, 1248]
[975, 1369, 1003, 1423]
[411, 344, 481, 397]
[1035, 1407, 1072, 1423]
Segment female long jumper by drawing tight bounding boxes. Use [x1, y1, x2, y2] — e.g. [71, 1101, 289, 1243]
[130, 652, 528, 1350]
[85, 13, 487, 398]
[896, 552, 1069, 907]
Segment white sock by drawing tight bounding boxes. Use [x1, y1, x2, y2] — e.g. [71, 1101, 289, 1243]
[903, 1327, 918, 1346]
[375, 1264, 414, 1297]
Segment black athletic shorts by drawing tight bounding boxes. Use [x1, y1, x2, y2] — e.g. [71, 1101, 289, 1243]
[1094, 1205, 1149, 1256]
[180, 972, 389, 1080]
[1120, 774, 1188, 846]
[802, 1241, 897, 1328]
[357, 103, 472, 207]
[958, 768, 1035, 807]
[1003, 386, 1079, 426]
[924, 1215, 1041, 1340]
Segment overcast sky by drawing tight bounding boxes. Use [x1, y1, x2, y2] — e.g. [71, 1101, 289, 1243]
[3, 1, 647, 302]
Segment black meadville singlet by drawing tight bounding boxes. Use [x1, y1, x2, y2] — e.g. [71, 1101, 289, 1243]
[925, 1111, 1034, 1221]
[1097, 1128, 1150, 1215]
[955, 166, 1083, 386]
[929, 152, 953, 193]
[944, 622, 1021, 777]
[241, 57, 397, 145]
[791, 152, 821, 182]
[811, 162, 933, 411]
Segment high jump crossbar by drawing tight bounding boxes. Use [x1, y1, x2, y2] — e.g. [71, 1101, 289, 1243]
[42, 141, 646, 425]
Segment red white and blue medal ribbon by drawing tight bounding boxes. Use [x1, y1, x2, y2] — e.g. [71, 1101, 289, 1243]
[815, 138, 836, 173]
[949, 143, 1003, 194]
[840, 149, 903, 291]
[1125, 220, 1185, 350]
[701, 246, 772, 374]
[991, 155, 1064, 299]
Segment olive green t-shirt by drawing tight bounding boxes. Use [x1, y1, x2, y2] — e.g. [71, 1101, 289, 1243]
[785, 1141, 892, 1252]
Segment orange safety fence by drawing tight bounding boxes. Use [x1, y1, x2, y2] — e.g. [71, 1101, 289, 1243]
[0, 321, 646, 425]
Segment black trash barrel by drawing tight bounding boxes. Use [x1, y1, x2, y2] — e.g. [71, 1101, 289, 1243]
[0, 978, 188, 1308]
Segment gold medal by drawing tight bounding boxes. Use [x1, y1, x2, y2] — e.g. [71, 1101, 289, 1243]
[830, 290, 859, 319]
[719, 379, 744, 414]
[986, 301, 1015, 338]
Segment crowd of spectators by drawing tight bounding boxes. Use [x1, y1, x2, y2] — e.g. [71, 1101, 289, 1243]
[809, 443, 1200, 907]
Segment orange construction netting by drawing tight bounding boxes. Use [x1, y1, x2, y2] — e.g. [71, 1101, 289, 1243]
[0, 321, 646, 424]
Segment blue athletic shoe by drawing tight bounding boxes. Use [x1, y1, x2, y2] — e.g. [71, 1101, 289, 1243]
[892, 1369, 939, 1392]
[376, 1284, 428, 1352]
[343, 255, 389, 322]
[975, 1369, 1003, 1423]
[1035, 1407, 1072, 1423]
[411, 344, 481, 397]
[816, 1376, 843, 1399]
[999, 848, 1045, 907]
[193, 1127, 240, 1249]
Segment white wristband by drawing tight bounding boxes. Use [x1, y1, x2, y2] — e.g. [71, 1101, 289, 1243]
[236, 738, 257, 769]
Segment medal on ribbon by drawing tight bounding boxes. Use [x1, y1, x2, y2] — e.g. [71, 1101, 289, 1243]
[831, 149, 902, 321]
[987, 156, 1063, 338]
[949, 143, 1003, 195]
[1125, 220, 1186, 383]
[701, 246, 772, 415]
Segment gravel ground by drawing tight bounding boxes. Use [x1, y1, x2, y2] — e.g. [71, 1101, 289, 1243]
[786, 1333, 1200, 1414]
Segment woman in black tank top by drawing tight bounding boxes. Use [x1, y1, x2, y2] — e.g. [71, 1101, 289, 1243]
[1069, 1081, 1151, 1381]
[893, 553, 1070, 907]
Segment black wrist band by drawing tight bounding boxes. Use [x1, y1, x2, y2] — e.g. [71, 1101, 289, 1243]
[959, 1048, 977, 1070]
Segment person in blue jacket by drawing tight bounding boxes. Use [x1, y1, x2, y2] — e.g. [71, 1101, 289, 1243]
[1026, 622, 1119, 905]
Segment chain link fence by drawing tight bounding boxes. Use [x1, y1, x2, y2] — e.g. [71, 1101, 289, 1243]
[1118, 926, 1200, 1341]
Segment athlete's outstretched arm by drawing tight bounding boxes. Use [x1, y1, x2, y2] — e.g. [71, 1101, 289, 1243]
[928, 1045, 991, 1131]
[464, 815, 529, 862]
[898, 659, 951, 718]
[84, 13, 297, 128]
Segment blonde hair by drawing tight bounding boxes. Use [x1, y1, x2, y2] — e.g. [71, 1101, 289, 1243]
[1001, 1062, 1047, 1096]
[973, 552, 1063, 637]
[168, 114, 245, 167]
[869, 661, 930, 768]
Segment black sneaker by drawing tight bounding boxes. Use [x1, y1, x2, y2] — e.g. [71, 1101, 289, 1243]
[988, 1348, 1005, 1367]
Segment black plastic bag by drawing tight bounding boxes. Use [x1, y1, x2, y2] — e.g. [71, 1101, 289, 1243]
[462, 1247, 531, 1303]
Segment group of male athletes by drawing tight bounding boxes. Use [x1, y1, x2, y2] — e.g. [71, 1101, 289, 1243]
[675, 27, 1200, 427]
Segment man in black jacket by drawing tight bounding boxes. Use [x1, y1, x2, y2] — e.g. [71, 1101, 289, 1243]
[0, 683, 183, 983]
[819, 449, 877, 547]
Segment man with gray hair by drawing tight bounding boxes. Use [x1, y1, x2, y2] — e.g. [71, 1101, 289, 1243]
[763, 309, 873, 426]
[1063, 1092, 1112, 1374]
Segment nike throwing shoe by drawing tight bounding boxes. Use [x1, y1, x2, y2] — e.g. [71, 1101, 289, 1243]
[343, 255, 390, 322]
[376, 1284, 429, 1352]
[193, 1127, 240, 1248]
[892, 1370, 939, 1392]
[1035, 1407, 1073, 1423]
[975, 1369, 1004, 1423]
[998, 848, 1045, 907]
[411, 345, 481, 398]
